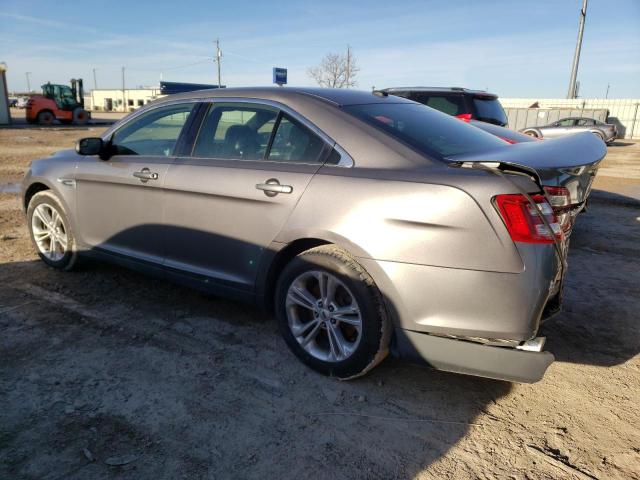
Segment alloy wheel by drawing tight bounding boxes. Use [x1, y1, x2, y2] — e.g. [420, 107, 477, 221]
[285, 270, 362, 362]
[31, 203, 68, 262]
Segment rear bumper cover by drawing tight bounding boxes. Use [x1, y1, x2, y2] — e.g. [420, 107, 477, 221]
[394, 329, 554, 383]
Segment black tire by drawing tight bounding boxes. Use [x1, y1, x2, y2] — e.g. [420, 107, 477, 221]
[275, 245, 391, 379]
[72, 108, 89, 125]
[37, 110, 54, 125]
[27, 190, 77, 271]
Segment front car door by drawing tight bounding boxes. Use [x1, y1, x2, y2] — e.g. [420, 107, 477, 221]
[74, 102, 195, 264]
[162, 100, 332, 294]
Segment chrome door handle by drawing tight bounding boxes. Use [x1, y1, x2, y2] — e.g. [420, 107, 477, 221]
[256, 178, 293, 197]
[133, 168, 158, 183]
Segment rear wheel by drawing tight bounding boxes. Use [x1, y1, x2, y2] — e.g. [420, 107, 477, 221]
[27, 191, 77, 270]
[37, 110, 54, 125]
[275, 245, 391, 379]
[523, 130, 539, 138]
[592, 131, 605, 142]
[73, 108, 89, 125]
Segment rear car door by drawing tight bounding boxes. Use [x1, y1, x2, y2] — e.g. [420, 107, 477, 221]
[163, 101, 331, 292]
[75, 102, 195, 264]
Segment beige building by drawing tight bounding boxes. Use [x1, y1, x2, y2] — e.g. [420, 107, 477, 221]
[85, 87, 163, 112]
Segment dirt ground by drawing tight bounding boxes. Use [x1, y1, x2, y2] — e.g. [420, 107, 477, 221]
[0, 124, 638, 480]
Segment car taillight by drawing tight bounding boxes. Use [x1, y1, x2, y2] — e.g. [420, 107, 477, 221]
[543, 186, 572, 231]
[455, 113, 472, 122]
[494, 194, 563, 244]
[498, 136, 518, 144]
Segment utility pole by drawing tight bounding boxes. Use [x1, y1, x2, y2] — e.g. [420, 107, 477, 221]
[215, 38, 222, 88]
[25, 72, 32, 92]
[121, 66, 126, 112]
[605, 83, 610, 99]
[92, 68, 98, 89]
[346, 45, 351, 88]
[567, 0, 588, 99]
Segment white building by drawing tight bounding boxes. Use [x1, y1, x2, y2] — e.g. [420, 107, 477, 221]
[85, 87, 163, 112]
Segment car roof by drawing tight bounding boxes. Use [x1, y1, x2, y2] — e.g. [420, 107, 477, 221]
[383, 86, 498, 98]
[156, 87, 415, 107]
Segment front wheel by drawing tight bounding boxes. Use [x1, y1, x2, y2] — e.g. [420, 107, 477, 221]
[275, 245, 391, 379]
[27, 191, 77, 270]
[37, 111, 55, 125]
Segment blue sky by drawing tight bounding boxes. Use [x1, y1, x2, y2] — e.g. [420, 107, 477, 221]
[1, 0, 639, 97]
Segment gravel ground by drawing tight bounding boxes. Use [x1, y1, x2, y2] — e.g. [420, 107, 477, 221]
[0, 126, 638, 479]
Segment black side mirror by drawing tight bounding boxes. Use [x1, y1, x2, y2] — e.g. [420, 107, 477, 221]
[76, 137, 104, 156]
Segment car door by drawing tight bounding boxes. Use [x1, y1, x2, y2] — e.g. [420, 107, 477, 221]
[163, 101, 331, 292]
[544, 118, 576, 138]
[74, 102, 196, 264]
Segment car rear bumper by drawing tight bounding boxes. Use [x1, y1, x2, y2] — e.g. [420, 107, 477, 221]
[393, 329, 554, 383]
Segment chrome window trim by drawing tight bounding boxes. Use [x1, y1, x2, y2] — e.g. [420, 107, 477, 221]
[100, 96, 354, 168]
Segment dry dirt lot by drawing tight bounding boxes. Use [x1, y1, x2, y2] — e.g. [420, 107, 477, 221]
[0, 126, 639, 480]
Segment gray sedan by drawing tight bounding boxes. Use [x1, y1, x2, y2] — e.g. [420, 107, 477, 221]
[521, 117, 617, 144]
[21, 88, 606, 383]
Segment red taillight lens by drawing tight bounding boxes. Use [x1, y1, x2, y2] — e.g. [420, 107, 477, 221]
[494, 194, 563, 244]
[498, 136, 518, 144]
[455, 113, 472, 122]
[543, 186, 572, 231]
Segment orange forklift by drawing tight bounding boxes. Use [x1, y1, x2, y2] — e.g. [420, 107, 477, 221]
[26, 79, 90, 125]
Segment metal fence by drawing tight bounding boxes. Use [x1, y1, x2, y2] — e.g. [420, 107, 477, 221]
[500, 98, 640, 139]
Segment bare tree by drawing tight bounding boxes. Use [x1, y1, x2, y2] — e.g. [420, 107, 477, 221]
[307, 47, 359, 88]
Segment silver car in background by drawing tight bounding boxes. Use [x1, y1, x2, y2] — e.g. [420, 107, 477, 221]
[521, 117, 617, 144]
[21, 88, 606, 383]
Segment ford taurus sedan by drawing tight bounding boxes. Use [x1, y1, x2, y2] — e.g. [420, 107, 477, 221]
[22, 88, 606, 383]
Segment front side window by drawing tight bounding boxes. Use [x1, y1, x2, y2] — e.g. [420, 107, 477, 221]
[267, 114, 325, 163]
[111, 103, 194, 156]
[557, 119, 576, 127]
[193, 104, 278, 160]
[576, 118, 594, 126]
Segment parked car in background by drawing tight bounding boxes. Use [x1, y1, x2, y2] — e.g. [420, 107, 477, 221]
[521, 117, 617, 144]
[383, 87, 509, 126]
[22, 88, 606, 383]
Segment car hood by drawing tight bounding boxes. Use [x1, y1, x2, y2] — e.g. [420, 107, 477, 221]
[446, 132, 607, 205]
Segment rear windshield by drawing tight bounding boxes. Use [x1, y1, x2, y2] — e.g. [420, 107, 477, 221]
[472, 97, 508, 126]
[344, 103, 507, 159]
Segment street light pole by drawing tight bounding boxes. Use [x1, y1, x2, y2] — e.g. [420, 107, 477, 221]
[567, 0, 588, 99]
[92, 68, 98, 89]
[25, 72, 32, 92]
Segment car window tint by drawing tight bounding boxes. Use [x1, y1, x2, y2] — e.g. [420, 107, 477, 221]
[576, 118, 594, 126]
[558, 119, 575, 127]
[267, 114, 325, 163]
[345, 103, 507, 159]
[193, 104, 278, 160]
[112, 103, 194, 156]
[411, 93, 465, 116]
[472, 97, 508, 126]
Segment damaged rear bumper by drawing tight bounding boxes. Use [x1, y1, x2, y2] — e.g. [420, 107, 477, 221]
[393, 329, 554, 383]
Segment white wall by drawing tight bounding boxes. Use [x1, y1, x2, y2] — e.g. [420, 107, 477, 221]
[85, 88, 162, 112]
[500, 98, 640, 139]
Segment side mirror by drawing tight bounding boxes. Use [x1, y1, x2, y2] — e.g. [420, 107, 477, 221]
[76, 137, 104, 156]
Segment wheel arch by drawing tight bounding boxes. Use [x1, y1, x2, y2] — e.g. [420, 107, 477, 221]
[259, 237, 331, 313]
[23, 181, 50, 210]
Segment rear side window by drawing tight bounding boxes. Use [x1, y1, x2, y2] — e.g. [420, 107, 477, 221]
[344, 103, 507, 159]
[576, 118, 594, 126]
[411, 93, 466, 116]
[267, 114, 325, 163]
[193, 103, 278, 160]
[472, 97, 508, 126]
